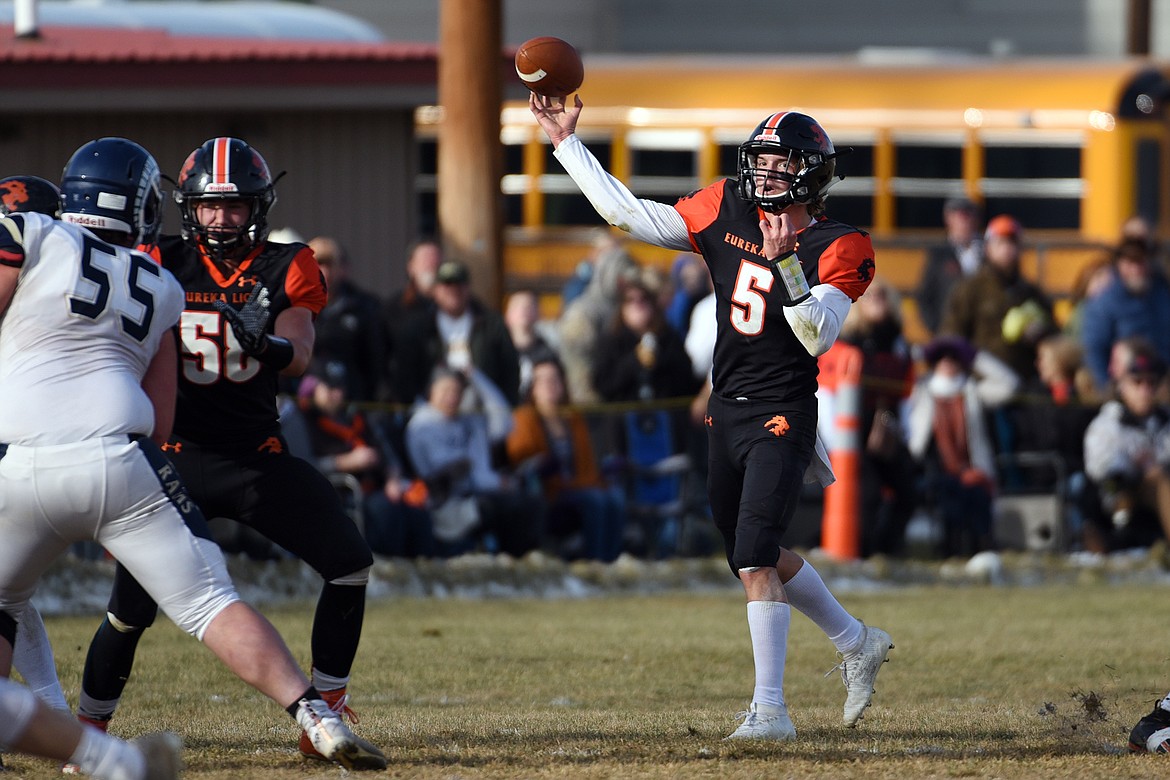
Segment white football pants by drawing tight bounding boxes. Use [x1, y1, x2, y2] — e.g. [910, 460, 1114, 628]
[0, 435, 238, 640]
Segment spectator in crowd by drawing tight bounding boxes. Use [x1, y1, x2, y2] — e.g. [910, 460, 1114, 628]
[838, 279, 918, 557]
[941, 214, 1054, 384]
[1061, 251, 1114, 339]
[1080, 236, 1170, 393]
[557, 238, 639, 403]
[1080, 339, 1170, 553]
[507, 357, 626, 562]
[405, 367, 541, 557]
[1005, 334, 1101, 535]
[393, 259, 520, 406]
[905, 336, 1009, 558]
[296, 360, 434, 559]
[1033, 334, 1100, 408]
[915, 197, 983, 335]
[1118, 214, 1163, 291]
[684, 289, 716, 384]
[590, 270, 697, 404]
[560, 229, 622, 311]
[684, 288, 718, 494]
[308, 236, 388, 403]
[384, 238, 442, 400]
[504, 289, 561, 399]
[665, 252, 712, 338]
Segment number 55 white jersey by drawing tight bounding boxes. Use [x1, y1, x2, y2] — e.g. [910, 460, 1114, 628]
[0, 212, 184, 445]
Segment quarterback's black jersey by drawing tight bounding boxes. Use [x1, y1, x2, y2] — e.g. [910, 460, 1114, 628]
[157, 235, 326, 446]
[675, 178, 875, 403]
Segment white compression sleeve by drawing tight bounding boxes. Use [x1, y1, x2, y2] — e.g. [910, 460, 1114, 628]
[782, 284, 852, 357]
[553, 134, 693, 251]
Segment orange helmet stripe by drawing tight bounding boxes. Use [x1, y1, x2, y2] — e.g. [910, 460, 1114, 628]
[757, 112, 789, 139]
[212, 137, 231, 184]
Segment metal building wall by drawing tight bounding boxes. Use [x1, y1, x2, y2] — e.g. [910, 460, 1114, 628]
[0, 108, 415, 299]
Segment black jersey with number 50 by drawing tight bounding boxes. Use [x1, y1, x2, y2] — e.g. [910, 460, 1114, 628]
[674, 178, 875, 403]
[157, 235, 326, 447]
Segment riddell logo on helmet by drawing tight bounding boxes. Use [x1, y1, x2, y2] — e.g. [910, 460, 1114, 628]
[205, 183, 239, 193]
[64, 214, 107, 227]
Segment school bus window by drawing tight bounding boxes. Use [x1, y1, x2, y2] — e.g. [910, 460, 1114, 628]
[503, 194, 523, 226]
[718, 144, 739, 178]
[1136, 139, 1161, 221]
[503, 143, 524, 176]
[838, 145, 875, 178]
[896, 143, 963, 179]
[982, 197, 1078, 229]
[545, 193, 608, 227]
[544, 141, 612, 171]
[896, 197, 954, 229]
[825, 195, 873, 231]
[417, 138, 437, 175]
[631, 148, 696, 178]
[983, 145, 1080, 180]
[418, 191, 436, 237]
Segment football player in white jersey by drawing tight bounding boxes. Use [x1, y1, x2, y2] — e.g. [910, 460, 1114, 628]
[0, 677, 180, 780]
[0, 175, 72, 718]
[0, 138, 385, 772]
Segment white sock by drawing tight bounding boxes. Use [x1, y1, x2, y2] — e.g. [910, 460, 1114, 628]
[782, 562, 862, 654]
[13, 605, 70, 713]
[69, 727, 146, 780]
[78, 692, 120, 721]
[311, 668, 350, 693]
[746, 601, 789, 709]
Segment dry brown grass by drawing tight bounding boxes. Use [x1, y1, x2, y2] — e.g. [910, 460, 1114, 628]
[7, 582, 1170, 778]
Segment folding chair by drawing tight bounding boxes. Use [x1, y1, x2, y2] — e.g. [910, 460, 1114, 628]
[622, 408, 692, 558]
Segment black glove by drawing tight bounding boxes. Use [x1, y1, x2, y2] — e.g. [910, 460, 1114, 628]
[213, 285, 294, 369]
[214, 284, 271, 354]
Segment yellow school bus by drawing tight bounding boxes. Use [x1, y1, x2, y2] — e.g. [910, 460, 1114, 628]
[415, 54, 1170, 334]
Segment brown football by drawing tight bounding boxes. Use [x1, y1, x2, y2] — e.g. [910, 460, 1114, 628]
[514, 36, 584, 97]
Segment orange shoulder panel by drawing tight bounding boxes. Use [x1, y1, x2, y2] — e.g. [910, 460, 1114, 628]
[286, 246, 327, 315]
[816, 231, 875, 302]
[673, 182, 727, 254]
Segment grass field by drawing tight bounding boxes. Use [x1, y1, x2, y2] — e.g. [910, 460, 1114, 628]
[8, 581, 1170, 778]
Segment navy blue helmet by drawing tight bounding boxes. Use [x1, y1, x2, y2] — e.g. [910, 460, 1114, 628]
[0, 175, 62, 218]
[60, 137, 163, 247]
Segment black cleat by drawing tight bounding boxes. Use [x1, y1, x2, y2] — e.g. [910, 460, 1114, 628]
[1128, 702, 1170, 753]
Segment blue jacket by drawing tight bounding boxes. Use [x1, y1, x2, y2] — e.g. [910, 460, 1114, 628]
[1081, 271, 1170, 388]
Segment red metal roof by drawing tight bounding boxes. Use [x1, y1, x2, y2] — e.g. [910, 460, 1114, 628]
[0, 25, 442, 88]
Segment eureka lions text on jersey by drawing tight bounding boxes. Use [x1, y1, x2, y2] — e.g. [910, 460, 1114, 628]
[157, 235, 326, 447]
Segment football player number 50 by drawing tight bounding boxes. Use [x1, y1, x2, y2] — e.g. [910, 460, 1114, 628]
[180, 311, 262, 384]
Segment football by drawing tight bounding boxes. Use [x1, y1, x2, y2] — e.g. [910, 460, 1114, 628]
[514, 36, 584, 97]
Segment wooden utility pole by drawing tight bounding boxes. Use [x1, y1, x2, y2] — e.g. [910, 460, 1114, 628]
[1127, 0, 1151, 56]
[438, 0, 504, 306]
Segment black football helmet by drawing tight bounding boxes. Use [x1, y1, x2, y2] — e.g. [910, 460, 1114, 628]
[175, 137, 277, 258]
[60, 138, 163, 247]
[737, 112, 839, 212]
[0, 175, 62, 218]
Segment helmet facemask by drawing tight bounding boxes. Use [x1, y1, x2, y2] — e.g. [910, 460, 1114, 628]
[178, 194, 268, 261]
[174, 137, 277, 261]
[739, 143, 834, 212]
[737, 112, 840, 213]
